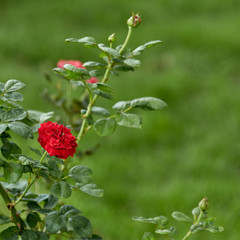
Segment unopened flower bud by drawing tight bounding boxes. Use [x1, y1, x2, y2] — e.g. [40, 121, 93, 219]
[199, 197, 209, 211]
[127, 13, 141, 28]
[108, 33, 116, 43]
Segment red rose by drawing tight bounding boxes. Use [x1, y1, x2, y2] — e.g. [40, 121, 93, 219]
[57, 59, 99, 84]
[38, 121, 77, 159]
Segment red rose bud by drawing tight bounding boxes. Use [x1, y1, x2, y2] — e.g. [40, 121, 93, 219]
[198, 197, 209, 211]
[38, 121, 77, 159]
[56, 59, 99, 84]
[86, 77, 98, 84]
[127, 13, 141, 28]
[57, 59, 84, 69]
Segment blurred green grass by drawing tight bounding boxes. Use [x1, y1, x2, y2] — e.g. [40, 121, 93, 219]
[1, 0, 240, 239]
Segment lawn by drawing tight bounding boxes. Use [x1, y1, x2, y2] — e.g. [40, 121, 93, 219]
[0, 0, 240, 239]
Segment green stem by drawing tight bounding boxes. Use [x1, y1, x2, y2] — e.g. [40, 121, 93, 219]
[0, 183, 25, 230]
[76, 26, 133, 144]
[182, 210, 203, 240]
[14, 151, 48, 206]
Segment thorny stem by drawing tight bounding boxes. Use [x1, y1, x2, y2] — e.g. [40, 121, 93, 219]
[14, 151, 48, 206]
[182, 210, 204, 240]
[76, 26, 133, 144]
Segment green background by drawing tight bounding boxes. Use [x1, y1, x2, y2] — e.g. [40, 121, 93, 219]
[1, 0, 240, 239]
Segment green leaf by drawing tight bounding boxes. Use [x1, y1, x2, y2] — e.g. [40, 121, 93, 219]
[91, 106, 110, 117]
[36, 232, 49, 240]
[45, 211, 67, 234]
[27, 201, 42, 211]
[51, 181, 72, 199]
[48, 159, 62, 179]
[69, 165, 93, 184]
[78, 183, 104, 197]
[4, 92, 23, 102]
[113, 65, 134, 72]
[123, 58, 141, 67]
[8, 121, 33, 138]
[0, 215, 10, 225]
[65, 36, 96, 44]
[0, 226, 19, 239]
[43, 194, 59, 209]
[1, 139, 22, 159]
[68, 215, 92, 238]
[4, 79, 26, 93]
[27, 110, 54, 123]
[98, 44, 120, 58]
[132, 216, 168, 227]
[112, 101, 131, 111]
[155, 229, 172, 235]
[116, 112, 142, 128]
[205, 225, 224, 233]
[3, 162, 23, 183]
[52, 67, 68, 78]
[1, 109, 27, 122]
[0, 124, 8, 134]
[83, 61, 106, 67]
[26, 212, 41, 228]
[141, 232, 158, 240]
[190, 224, 203, 233]
[172, 211, 192, 223]
[93, 118, 116, 136]
[64, 64, 91, 80]
[59, 205, 81, 217]
[131, 97, 167, 110]
[89, 69, 106, 77]
[132, 40, 163, 56]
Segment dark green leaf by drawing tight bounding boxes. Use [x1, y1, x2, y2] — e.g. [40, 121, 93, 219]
[0, 226, 19, 239]
[64, 64, 90, 80]
[1, 109, 26, 122]
[43, 194, 59, 209]
[1, 139, 22, 159]
[5, 92, 23, 102]
[113, 65, 134, 72]
[132, 40, 163, 56]
[131, 97, 167, 110]
[123, 59, 141, 67]
[116, 112, 142, 128]
[36, 232, 49, 240]
[8, 121, 33, 138]
[45, 211, 67, 234]
[4, 79, 26, 93]
[79, 183, 104, 197]
[69, 165, 93, 184]
[98, 45, 120, 58]
[91, 107, 110, 117]
[83, 61, 106, 67]
[172, 211, 192, 223]
[3, 162, 23, 183]
[48, 159, 62, 179]
[65, 37, 96, 44]
[60, 205, 81, 217]
[27, 201, 42, 211]
[93, 118, 116, 136]
[26, 212, 41, 228]
[0, 215, 10, 225]
[68, 215, 92, 238]
[51, 181, 72, 199]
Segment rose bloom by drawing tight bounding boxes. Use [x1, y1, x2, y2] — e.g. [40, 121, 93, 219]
[57, 59, 99, 84]
[38, 121, 77, 159]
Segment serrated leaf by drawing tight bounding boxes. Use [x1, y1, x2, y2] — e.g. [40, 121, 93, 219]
[45, 211, 67, 234]
[0, 215, 10, 225]
[172, 211, 192, 223]
[93, 118, 116, 136]
[1, 109, 27, 122]
[132, 40, 163, 56]
[4, 92, 23, 102]
[116, 112, 142, 128]
[83, 61, 106, 67]
[3, 162, 23, 183]
[112, 101, 131, 110]
[59, 205, 81, 216]
[65, 36, 96, 44]
[68, 215, 92, 238]
[98, 45, 120, 58]
[27, 110, 54, 123]
[8, 121, 33, 138]
[131, 97, 167, 110]
[4, 79, 26, 93]
[69, 165, 93, 184]
[123, 58, 141, 67]
[91, 107, 110, 117]
[51, 181, 72, 199]
[79, 183, 104, 197]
